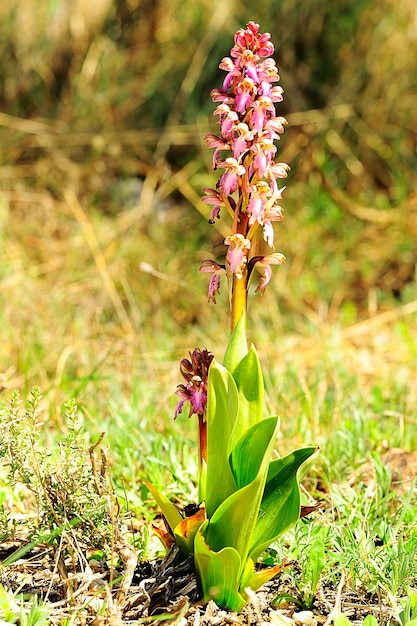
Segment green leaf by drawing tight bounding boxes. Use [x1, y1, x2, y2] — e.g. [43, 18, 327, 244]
[249, 447, 318, 562]
[205, 475, 260, 559]
[335, 616, 379, 626]
[194, 523, 246, 611]
[205, 361, 238, 518]
[230, 416, 279, 489]
[144, 479, 183, 534]
[174, 506, 206, 555]
[223, 312, 248, 373]
[229, 345, 265, 448]
[240, 557, 288, 594]
[204, 419, 278, 573]
[333, 615, 354, 626]
[362, 616, 379, 626]
[308, 533, 325, 599]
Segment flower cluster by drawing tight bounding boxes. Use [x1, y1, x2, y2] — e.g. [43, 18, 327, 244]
[200, 21, 288, 301]
[174, 348, 214, 419]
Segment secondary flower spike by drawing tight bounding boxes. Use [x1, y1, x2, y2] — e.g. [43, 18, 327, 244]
[200, 21, 289, 322]
[174, 348, 214, 419]
[174, 348, 214, 467]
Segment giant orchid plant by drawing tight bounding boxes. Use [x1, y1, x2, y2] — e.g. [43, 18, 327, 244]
[146, 22, 317, 612]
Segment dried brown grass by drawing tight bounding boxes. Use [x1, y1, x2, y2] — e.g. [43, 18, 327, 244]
[0, 0, 416, 419]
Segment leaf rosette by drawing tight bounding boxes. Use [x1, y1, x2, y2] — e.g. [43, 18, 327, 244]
[147, 316, 317, 610]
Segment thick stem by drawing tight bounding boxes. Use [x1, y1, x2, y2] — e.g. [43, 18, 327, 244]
[230, 271, 247, 333]
[230, 209, 249, 333]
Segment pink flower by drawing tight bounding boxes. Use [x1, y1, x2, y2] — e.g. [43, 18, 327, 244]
[248, 253, 286, 294]
[231, 22, 274, 60]
[218, 158, 246, 195]
[262, 192, 285, 246]
[247, 182, 270, 225]
[204, 134, 229, 169]
[175, 349, 214, 419]
[200, 260, 226, 303]
[251, 139, 276, 178]
[265, 116, 287, 140]
[225, 234, 251, 278]
[210, 88, 234, 105]
[264, 204, 284, 223]
[251, 97, 276, 132]
[219, 56, 236, 73]
[235, 77, 256, 113]
[201, 188, 226, 222]
[270, 86, 284, 102]
[213, 104, 239, 138]
[262, 211, 284, 248]
[257, 58, 280, 84]
[268, 162, 290, 180]
[244, 59, 260, 84]
[231, 123, 252, 159]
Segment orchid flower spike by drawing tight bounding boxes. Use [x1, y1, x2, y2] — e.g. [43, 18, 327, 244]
[200, 21, 289, 311]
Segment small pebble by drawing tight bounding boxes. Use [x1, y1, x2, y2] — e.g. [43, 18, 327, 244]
[293, 610, 316, 625]
[269, 609, 295, 625]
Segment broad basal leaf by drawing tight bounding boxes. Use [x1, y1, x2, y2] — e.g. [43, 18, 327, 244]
[205, 361, 238, 518]
[239, 557, 291, 594]
[229, 345, 265, 448]
[203, 419, 278, 573]
[223, 312, 248, 374]
[249, 447, 318, 562]
[230, 416, 279, 489]
[194, 522, 246, 612]
[144, 479, 183, 536]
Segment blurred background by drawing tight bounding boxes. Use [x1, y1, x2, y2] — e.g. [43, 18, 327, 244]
[0, 0, 416, 421]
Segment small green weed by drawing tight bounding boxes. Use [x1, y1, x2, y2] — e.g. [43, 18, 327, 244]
[0, 386, 120, 553]
[297, 525, 327, 608]
[269, 447, 417, 612]
[0, 585, 50, 625]
[396, 589, 417, 626]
